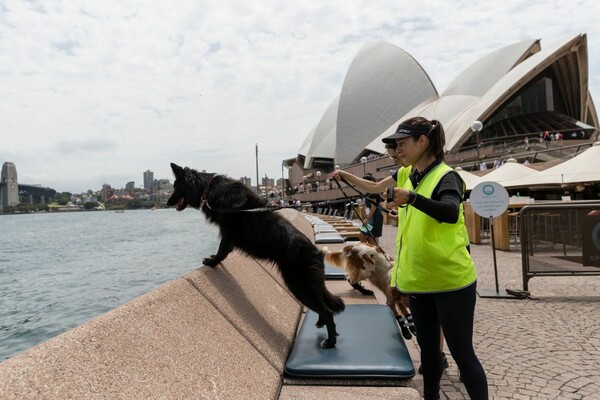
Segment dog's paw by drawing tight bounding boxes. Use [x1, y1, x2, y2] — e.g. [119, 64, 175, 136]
[400, 325, 413, 340]
[203, 255, 220, 268]
[320, 338, 336, 349]
[396, 316, 415, 339]
[315, 317, 325, 329]
[350, 281, 374, 296]
[406, 314, 417, 336]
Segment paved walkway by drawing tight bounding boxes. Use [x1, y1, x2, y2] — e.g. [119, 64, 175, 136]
[377, 224, 600, 400]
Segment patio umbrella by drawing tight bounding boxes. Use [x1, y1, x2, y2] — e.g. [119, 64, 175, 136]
[455, 167, 481, 191]
[503, 141, 600, 187]
[479, 158, 536, 186]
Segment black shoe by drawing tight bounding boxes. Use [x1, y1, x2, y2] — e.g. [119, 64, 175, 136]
[441, 352, 449, 369]
[396, 316, 413, 340]
[406, 314, 417, 336]
[350, 281, 374, 296]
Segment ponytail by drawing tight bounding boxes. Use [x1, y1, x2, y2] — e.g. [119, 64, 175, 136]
[428, 119, 446, 161]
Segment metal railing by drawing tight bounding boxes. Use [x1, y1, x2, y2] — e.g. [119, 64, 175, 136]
[520, 202, 600, 291]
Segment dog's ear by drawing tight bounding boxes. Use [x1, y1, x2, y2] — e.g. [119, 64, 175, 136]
[170, 163, 184, 177]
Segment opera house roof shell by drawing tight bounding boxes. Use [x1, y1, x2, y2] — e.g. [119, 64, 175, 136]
[298, 34, 598, 170]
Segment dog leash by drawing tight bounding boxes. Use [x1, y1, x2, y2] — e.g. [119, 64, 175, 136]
[335, 176, 400, 215]
[202, 201, 273, 213]
[332, 177, 390, 257]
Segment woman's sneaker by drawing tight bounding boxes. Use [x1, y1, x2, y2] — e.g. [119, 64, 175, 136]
[441, 352, 449, 368]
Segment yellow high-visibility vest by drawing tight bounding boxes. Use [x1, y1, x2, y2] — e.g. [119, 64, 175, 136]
[391, 162, 476, 293]
[393, 166, 411, 273]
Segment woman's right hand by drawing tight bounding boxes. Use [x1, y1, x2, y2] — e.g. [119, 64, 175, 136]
[331, 170, 344, 181]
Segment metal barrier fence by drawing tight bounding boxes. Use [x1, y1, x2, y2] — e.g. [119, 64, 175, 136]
[520, 202, 600, 291]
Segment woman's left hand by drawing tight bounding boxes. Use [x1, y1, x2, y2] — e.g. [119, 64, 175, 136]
[391, 188, 411, 205]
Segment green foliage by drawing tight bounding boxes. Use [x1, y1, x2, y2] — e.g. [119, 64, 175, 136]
[84, 201, 100, 210]
[55, 192, 71, 206]
[127, 199, 143, 209]
[37, 203, 49, 212]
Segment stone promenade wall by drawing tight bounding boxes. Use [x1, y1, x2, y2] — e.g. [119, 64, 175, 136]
[0, 209, 308, 399]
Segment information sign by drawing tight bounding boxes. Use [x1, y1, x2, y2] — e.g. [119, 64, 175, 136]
[470, 181, 509, 218]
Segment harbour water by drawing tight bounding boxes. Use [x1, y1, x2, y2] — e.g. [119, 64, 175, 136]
[0, 209, 220, 361]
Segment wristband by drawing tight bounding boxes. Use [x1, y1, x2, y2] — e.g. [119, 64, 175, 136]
[408, 190, 417, 205]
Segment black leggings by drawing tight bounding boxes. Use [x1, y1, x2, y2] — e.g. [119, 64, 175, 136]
[409, 282, 488, 400]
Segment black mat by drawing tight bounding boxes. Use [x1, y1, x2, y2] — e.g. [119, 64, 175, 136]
[324, 263, 346, 280]
[285, 304, 415, 378]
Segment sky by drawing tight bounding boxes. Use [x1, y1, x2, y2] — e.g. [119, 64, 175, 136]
[1, 0, 599, 193]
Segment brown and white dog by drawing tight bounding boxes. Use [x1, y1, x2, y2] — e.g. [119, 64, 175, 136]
[323, 243, 417, 340]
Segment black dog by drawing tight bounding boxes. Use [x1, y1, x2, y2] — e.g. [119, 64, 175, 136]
[167, 163, 345, 348]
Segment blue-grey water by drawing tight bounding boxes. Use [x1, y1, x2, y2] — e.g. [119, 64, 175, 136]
[0, 209, 219, 361]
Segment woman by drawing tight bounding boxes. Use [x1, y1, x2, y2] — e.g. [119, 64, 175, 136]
[384, 117, 487, 400]
[333, 117, 487, 399]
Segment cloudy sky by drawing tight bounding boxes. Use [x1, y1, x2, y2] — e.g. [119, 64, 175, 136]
[1, 0, 599, 193]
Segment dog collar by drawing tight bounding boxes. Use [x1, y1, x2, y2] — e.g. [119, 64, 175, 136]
[201, 176, 214, 205]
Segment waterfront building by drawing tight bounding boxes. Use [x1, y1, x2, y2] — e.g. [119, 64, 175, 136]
[101, 184, 114, 201]
[151, 179, 173, 203]
[0, 162, 19, 211]
[239, 177, 252, 187]
[261, 176, 275, 189]
[126, 181, 135, 192]
[286, 34, 598, 196]
[143, 170, 154, 190]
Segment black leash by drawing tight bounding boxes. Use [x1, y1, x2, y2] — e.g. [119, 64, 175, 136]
[332, 177, 390, 257]
[202, 202, 273, 213]
[336, 176, 394, 215]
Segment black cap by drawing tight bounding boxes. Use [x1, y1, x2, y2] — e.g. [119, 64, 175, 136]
[382, 123, 432, 143]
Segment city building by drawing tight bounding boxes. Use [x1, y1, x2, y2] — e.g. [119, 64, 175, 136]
[0, 162, 19, 211]
[143, 170, 154, 190]
[261, 176, 275, 189]
[101, 184, 114, 201]
[239, 177, 252, 187]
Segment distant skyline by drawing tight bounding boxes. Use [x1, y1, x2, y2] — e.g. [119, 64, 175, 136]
[2, 1, 599, 193]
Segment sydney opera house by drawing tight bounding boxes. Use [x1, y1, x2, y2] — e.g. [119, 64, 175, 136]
[284, 34, 598, 201]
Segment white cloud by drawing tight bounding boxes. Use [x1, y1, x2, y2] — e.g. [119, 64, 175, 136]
[0, 0, 599, 192]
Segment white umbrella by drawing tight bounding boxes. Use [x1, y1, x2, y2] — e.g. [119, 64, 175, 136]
[479, 158, 536, 186]
[455, 167, 481, 191]
[503, 141, 600, 187]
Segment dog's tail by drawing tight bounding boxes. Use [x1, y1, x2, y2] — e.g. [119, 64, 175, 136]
[325, 290, 345, 314]
[322, 247, 344, 267]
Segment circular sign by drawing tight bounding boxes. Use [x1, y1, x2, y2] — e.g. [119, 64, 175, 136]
[470, 181, 509, 218]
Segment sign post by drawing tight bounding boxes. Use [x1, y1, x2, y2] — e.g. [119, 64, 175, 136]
[470, 181, 515, 298]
